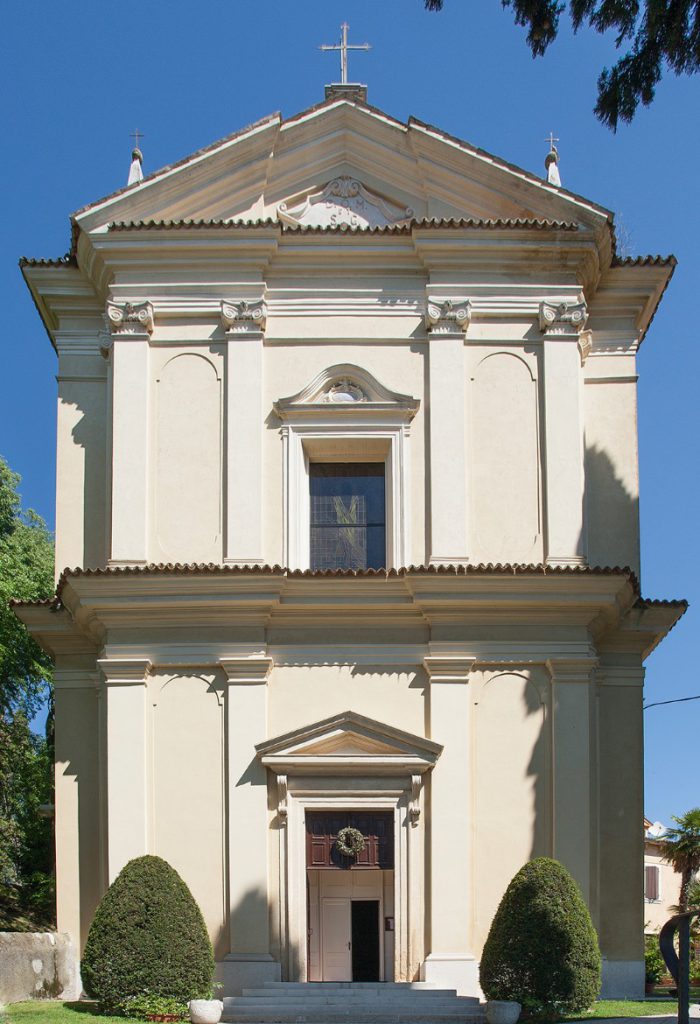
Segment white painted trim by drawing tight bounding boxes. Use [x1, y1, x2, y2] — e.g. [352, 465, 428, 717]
[282, 423, 411, 570]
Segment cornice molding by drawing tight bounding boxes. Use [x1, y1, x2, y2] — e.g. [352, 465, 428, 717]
[219, 656, 273, 684]
[423, 655, 476, 683]
[545, 656, 598, 682]
[97, 657, 152, 685]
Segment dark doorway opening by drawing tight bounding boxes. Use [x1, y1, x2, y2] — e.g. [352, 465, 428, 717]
[351, 900, 380, 981]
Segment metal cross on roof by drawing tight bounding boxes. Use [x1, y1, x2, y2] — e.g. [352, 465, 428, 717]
[319, 23, 371, 84]
[130, 129, 144, 150]
[545, 132, 560, 150]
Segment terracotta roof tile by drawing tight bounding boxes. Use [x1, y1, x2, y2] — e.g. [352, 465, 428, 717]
[106, 216, 579, 236]
[612, 255, 677, 267]
[37, 560, 645, 605]
[18, 254, 76, 268]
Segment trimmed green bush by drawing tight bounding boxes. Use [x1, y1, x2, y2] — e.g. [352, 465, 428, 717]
[81, 855, 214, 1010]
[480, 857, 601, 1020]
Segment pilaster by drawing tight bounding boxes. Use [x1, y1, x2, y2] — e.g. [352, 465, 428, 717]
[222, 299, 266, 566]
[220, 653, 279, 990]
[546, 656, 597, 904]
[106, 301, 154, 566]
[422, 653, 478, 994]
[425, 298, 471, 567]
[98, 658, 151, 883]
[539, 300, 588, 567]
[52, 669, 100, 950]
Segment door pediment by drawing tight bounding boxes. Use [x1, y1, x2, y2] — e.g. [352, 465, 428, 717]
[256, 710, 442, 776]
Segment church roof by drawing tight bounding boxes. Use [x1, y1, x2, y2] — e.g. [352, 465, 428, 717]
[69, 98, 612, 224]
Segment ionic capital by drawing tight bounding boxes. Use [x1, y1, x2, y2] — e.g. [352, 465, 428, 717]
[106, 300, 155, 337]
[539, 299, 588, 337]
[221, 299, 267, 336]
[425, 297, 472, 337]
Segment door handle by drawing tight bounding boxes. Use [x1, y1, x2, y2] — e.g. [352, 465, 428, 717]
[348, 942, 351, 950]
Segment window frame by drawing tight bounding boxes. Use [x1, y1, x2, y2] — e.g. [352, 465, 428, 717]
[309, 461, 387, 572]
[283, 426, 408, 570]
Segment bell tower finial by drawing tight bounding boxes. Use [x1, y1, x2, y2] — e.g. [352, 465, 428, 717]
[544, 132, 561, 187]
[128, 129, 144, 186]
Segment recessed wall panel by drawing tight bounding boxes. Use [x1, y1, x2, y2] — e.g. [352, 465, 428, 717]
[155, 353, 221, 562]
[470, 353, 541, 563]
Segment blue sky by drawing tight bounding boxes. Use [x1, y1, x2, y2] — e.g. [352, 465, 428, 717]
[1, 0, 698, 825]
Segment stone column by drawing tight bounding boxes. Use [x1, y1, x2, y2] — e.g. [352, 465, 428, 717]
[539, 300, 588, 566]
[106, 301, 154, 566]
[98, 658, 151, 883]
[425, 298, 471, 566]
[546, 656, 597, 904]
[220, 654, 280, 994]
[222, 300, 266, 565]
[422, 654, 477, 994]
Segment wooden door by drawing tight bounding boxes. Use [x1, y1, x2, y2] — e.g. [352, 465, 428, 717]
[307, 811, 394, 869]
[321, 897, 352, 981]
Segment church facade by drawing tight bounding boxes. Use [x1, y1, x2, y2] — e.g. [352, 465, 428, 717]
[17, 90, 685, 999]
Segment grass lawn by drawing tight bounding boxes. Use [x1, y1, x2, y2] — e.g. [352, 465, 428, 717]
[566, 1000, 678, 1019]
[2, 1003, 139, 1024]
[3, 999, 686, 1024]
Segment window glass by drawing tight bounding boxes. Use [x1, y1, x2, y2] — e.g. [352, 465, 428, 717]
[310, 463, 386, 570]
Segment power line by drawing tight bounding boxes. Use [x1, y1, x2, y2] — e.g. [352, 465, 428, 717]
[643, 694, 700, 710]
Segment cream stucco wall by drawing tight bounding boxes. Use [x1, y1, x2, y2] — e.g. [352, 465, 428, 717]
[20, 96, 683, 1003]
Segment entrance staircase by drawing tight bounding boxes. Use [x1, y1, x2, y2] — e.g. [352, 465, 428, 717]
[223, 981, 485, 1024]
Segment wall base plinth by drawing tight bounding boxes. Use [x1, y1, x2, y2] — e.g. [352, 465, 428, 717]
[217, 955, 281, 996]
[599, 959, 644, 999]
[420, 954, 481, 997]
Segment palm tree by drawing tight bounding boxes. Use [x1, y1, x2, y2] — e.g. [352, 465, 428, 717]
[661, 808, 700, 912]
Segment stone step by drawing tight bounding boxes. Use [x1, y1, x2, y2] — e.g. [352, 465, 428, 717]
[223, 1013, 484, 1024]
[224, 980, 486, 1024]
[257, 982, 457, 991]
[229, 1000, 476, 1012]
[240, 990, 467, 1001]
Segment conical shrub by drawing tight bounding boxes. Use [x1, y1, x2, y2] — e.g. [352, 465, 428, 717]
[82, 855, 214, 1010]
[480, 857, 601, 1020]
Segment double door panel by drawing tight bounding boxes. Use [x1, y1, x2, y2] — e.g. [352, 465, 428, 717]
[321, 897, 380, 982]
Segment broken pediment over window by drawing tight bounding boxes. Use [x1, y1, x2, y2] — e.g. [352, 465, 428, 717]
[274, 363, 419, 422]
[278, 176, 414, 229]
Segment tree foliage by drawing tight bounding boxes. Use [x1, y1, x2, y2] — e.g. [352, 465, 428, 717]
[660, 807, 700, 912]
[81, 855, 215, 1011]
[423, 0, 700, 129]
[480, 857, 601, 1020]
[0, 456, 55, 926]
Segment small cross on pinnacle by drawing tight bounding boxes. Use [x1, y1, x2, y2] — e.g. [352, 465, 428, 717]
[545, 132, 559, 151]
[130, 129, 144, 152]
[320, 23, 371, 84]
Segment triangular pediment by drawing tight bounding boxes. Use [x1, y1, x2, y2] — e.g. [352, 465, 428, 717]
[74, 99, 610, 237]
[256, 710, 442, 776]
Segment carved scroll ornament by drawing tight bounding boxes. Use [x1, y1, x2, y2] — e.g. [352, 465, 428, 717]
[106, 300, 154, 336]
[221, 299, 267, 335]
[539, 300, 588, 335]
[425, 298, 472, 336]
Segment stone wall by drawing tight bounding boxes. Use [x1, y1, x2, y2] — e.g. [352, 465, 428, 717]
[0, 932, 79, 1004]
